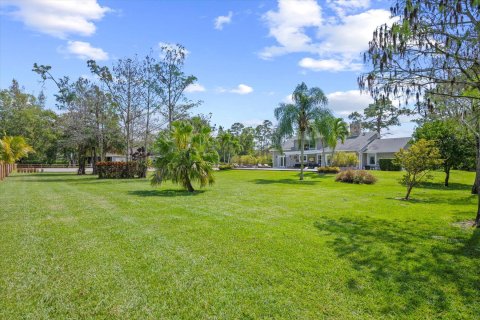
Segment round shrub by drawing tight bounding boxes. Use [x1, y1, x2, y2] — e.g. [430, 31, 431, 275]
[335, 169, 377, 184]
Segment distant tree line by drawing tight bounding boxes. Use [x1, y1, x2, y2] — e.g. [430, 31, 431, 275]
[0, 44, 279, 175]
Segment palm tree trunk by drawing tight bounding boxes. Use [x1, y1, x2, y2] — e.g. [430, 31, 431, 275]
[300, 131, 305, 180]
[321, 139, 326, 168]
[185, 177, 195, 192]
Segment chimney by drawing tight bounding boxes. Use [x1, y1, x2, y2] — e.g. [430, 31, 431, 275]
[350, 122, 361, 137]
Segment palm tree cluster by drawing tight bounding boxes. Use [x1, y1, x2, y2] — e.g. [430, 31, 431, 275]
[274, 82, 349, 180]
[0, 134, 34, 164]
[151, 117, 219, 192]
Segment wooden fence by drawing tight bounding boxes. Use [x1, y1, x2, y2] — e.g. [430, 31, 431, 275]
[0, 162, 17, 181]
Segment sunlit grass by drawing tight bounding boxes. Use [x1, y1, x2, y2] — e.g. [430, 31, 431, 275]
[0, 170, 478, 319]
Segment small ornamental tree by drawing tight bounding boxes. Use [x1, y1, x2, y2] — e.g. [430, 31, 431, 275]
[413, 120, 475, 187]
[151, 118, 219, 192]
[394, 139, 443, 200]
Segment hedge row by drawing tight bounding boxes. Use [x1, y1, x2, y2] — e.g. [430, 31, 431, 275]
[379, 158, 401, 171]
[96, 161, 144, 179]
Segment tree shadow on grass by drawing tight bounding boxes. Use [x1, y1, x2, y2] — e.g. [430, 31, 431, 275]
[386, 195, 476, 206]
[128, 189, 206, 197]
[250, 172, 328, 185]
[250, 178, 320, 185]
[314, 217, 480, 317]
[416, 181, 472, 191]
[6, 173, 85, 183]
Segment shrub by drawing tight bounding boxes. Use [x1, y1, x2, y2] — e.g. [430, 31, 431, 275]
[317, 166, 341, 174]
[335, 169, 377, 184]
[331, 152, 359, 167]
[96, 161, 143, 179]
[379, 158, 401, 171]
[218, 164, 233, 170]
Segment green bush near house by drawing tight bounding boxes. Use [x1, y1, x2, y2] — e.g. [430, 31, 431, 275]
[379, 158, 401, 171]
[218, 164, 233, 170]
[331, 152, 359, 167]
[317, 166, 341, 174]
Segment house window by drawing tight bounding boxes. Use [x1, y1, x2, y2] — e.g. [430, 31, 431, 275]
[369, 154, 376, 165]
[303, 155, 307, 162]
[303, 140, 316, 150]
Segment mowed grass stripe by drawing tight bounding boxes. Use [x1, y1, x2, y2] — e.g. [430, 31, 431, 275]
[0, 170, 478, 319]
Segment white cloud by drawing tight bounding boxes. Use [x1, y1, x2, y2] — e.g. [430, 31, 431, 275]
[217, 84, 254, 95]
[230, 84, 253, 94]
[214, 11, 233, 30]
[261, 0, 394, 72]
[65, 41, 109, 60]
[185, 83, 206, 93]
[2, 0, 110, 38]
[299, 57, 362, 72]
[327, 0, 370, 16]
[260, 0, 322, 59]
[326, 90, 373, 116]
[284, 94, 293, 103]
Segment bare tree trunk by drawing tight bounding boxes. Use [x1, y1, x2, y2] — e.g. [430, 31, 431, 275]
[92, 147, 98, 175]
[444, 166, 450, 187]
[77, 146, 86, 175]
[473, 136, 479, 194]
[405, 184, 414, 200]
[475, 137, 480, 227]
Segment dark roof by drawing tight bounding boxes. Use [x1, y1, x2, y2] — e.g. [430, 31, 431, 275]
[279, 131, 379, 152]
[365, 137, 411, 153]
[281, 138, 295, 151]
[328, 131, 378, 152]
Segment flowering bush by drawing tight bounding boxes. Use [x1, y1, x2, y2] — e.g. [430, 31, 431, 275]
[335, 170, 377, 184]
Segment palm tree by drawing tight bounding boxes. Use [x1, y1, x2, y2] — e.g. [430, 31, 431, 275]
[0, 135, 34, 164]
[217, 131, 232, 163]
[328, 118, 349, 160]
[313, 113, 335, 167]
[274, 82, 328, 180]
[151, 118, 219, 192]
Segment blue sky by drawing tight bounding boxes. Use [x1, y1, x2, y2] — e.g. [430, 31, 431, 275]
[0, 0, 415, 136]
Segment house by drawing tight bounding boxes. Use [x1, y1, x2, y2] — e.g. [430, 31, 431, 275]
[362, 137, 411, 169]
[272, 125, 411, 169]
[105, 153, 127, 162]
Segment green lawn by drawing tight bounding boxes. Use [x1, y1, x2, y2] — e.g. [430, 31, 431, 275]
[0, 170, 478, 319]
